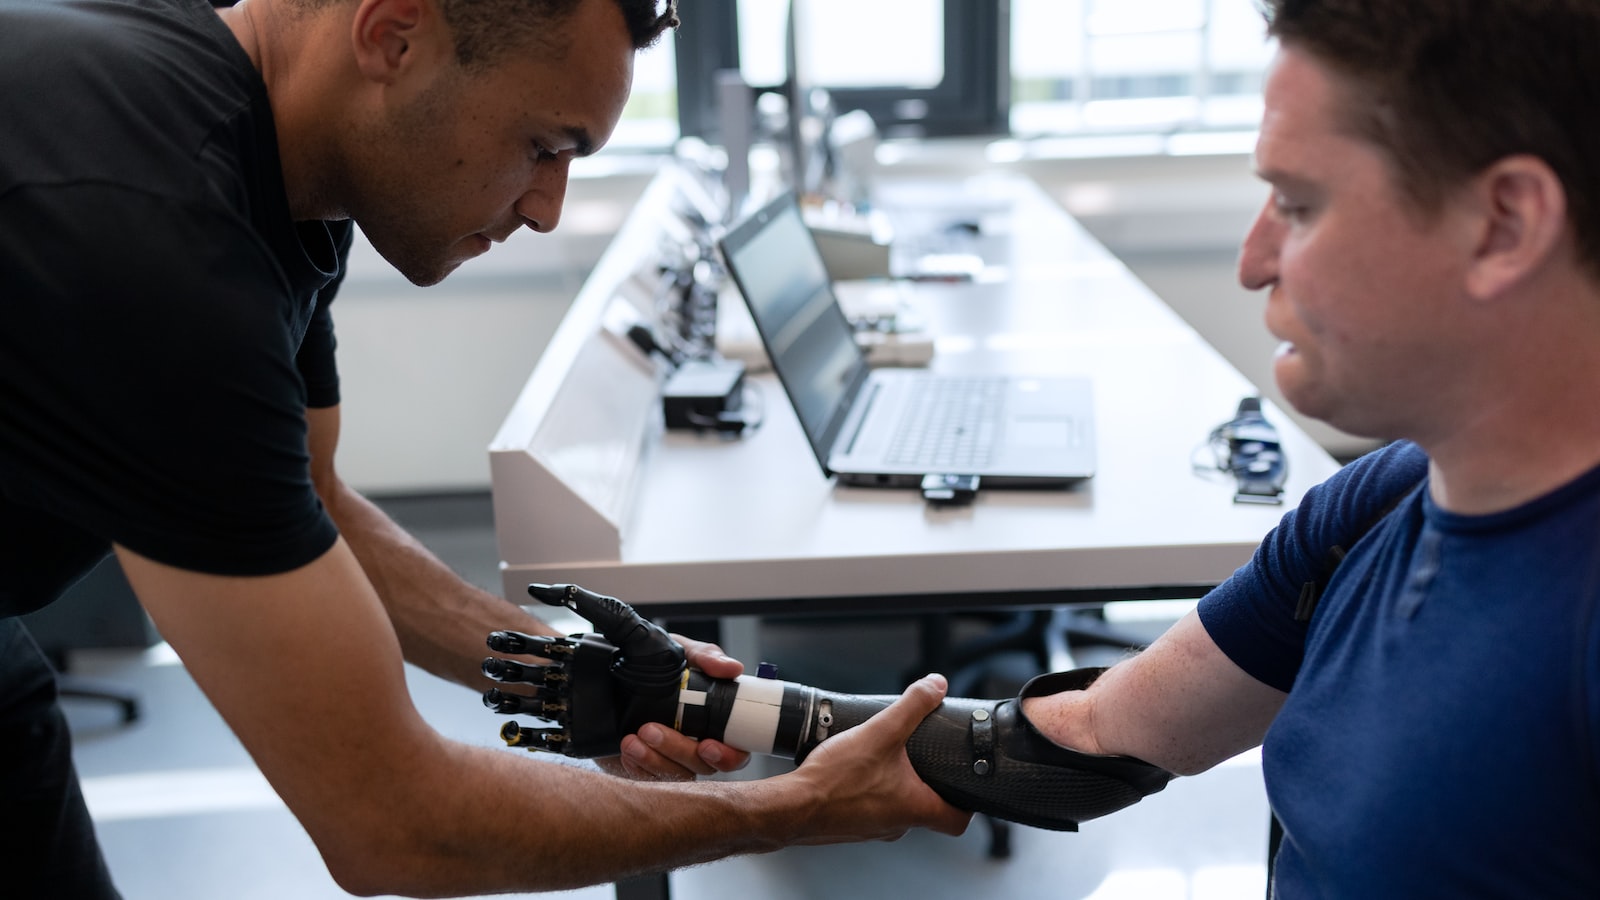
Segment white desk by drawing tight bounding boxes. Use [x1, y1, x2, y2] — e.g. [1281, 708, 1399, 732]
[489, 166, 1339, 616]
[491, 165, 1335, 900]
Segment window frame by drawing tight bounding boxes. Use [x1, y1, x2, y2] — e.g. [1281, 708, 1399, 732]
[674, 0, 1008, 143]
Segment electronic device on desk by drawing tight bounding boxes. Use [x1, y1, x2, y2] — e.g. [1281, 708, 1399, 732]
[625, 322, 759, 437]
[850, 328, 936, 368]
[718, 190, 1096, 493]
[835, 279, 934, 367]
[1196, 396, 1288, 505]
[661, 358, 750, 435]
[891, 216, 990, 283]
[715, 277, 934, 370]
[802, 203, 893, 280]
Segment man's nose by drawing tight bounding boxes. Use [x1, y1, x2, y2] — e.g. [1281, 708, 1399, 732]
[516, 158, 572, 233]
[1238, 197, 1281, 292]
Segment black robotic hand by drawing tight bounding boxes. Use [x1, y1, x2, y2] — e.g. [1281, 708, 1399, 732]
[483, 583, 1173, 831]
[480, 583, 689, 758]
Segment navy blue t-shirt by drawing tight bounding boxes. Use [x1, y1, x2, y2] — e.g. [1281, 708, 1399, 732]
[1201, 441, 1600, 896]
[0, 0, 347, 616]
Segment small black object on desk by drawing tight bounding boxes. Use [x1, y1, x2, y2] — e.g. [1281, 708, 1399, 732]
[921, 473, 979, 506]
[662, 358, 749, 434]
[1220, 397, 1288, 505]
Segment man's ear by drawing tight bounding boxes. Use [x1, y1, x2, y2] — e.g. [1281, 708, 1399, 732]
[1464, 154, 1569, 301]
[349, 0, 447, 84]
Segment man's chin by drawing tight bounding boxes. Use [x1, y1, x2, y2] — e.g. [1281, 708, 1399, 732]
[389, 254, 465, 287]
[362, 232, 473, 286]
[1274, 377, 1391, 442]
[402, 264, 459, 287]
[1272, 354, 1332, 424]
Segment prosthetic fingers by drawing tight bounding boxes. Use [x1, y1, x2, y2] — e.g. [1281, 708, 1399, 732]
[482, 583, 1173, 831]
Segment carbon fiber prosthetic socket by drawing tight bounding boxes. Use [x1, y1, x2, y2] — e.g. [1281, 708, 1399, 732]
[675, 666, 1174, 832]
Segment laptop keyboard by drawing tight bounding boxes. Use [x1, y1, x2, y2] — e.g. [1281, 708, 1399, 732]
[884, 377, 1007, 470]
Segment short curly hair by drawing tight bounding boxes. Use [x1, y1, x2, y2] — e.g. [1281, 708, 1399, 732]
[285, 0, 679, 68]
[441, 0, 678, 68]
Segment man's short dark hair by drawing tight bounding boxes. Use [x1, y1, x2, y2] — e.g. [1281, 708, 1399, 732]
[1262, 0, 1600, 276]
[441, 0, 678, 66]
[286, 0, 677, 64]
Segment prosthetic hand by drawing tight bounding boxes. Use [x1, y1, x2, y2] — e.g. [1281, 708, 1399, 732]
[483, 583, 1173, 832]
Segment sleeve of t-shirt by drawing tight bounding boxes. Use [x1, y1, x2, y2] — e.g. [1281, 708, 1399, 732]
[296, 220, 350, 410]
[0, 183, 338, 576]
[1197, 440, 1431, 692]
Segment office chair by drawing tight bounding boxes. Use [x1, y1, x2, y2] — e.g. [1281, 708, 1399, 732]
[21, 557, 152, 725]
[39, 647, 142, 723]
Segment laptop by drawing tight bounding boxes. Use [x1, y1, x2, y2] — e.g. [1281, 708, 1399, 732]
[717, 191, 1096, 489]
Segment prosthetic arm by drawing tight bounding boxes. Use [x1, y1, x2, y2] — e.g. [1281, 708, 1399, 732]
[482, 583, 1173, 832]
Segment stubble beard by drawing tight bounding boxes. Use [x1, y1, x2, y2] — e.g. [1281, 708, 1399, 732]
[350, 74, 469, 287]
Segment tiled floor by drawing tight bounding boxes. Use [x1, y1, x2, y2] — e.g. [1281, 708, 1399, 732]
[59, 493, 1270, 900]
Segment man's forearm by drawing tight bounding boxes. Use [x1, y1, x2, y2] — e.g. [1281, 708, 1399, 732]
[320, 481, 556, 689]
[335, 738, 794, 894]
[342, 676, 962, 896]
[1021, 611, 1285, 775]
[123, 534, 966, 896]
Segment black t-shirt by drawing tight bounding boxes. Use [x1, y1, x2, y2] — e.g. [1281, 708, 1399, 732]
[0, 0, 346, 616]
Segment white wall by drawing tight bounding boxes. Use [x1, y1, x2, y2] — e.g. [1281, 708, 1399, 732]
[331, 168, 657, 495]
[1017, 152, 1379, 459]
[330, 146, 1376, 496]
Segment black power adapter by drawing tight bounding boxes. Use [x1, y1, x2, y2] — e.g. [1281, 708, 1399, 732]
[663, 359, 748, 432]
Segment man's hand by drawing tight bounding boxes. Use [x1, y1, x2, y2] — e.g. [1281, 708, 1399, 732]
[606, 635, 752, 780]
[783, 674, 973, 842]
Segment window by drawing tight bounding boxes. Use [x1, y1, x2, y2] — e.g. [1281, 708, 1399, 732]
[668, 0, 1273, 154]
[783, 0, 945, 90]
[1010, 0, 1272, 137]
[675, 0, 1005, 142]
[604, 25, 679, 150]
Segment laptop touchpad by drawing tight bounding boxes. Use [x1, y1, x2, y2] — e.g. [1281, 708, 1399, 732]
[1012, 418, 1075, 448]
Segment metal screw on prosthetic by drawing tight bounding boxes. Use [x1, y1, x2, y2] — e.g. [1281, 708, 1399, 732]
[483, 583, 1175, 831]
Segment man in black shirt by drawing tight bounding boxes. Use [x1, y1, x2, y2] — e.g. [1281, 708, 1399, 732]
[0, 0, 970, 895]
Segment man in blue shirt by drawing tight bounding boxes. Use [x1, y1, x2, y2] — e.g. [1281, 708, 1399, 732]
[1022, 1, 1600, 895]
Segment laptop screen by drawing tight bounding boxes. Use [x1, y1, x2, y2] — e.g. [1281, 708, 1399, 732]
[720, 193, 870, 465]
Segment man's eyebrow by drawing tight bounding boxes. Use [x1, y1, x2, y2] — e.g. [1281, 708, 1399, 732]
[1252, 165, 1317, 191]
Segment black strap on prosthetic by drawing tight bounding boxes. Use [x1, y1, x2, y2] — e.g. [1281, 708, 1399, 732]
[903, 667, 1174, 832]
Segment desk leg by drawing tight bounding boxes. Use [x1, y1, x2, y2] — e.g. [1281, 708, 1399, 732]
[715, 615, 762, 668]
[616, 873, 669, 900]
